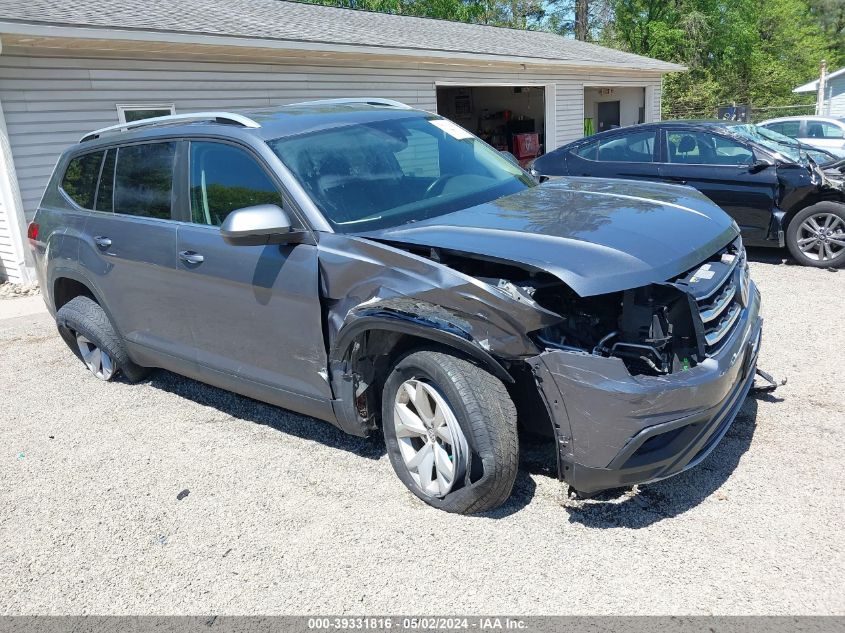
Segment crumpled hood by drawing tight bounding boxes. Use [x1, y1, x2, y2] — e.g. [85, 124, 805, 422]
[355, 177, 739, 297]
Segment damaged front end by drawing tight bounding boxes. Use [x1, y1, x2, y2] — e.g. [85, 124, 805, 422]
[526, 237, 763, 496]
[322, 228, 762, 498]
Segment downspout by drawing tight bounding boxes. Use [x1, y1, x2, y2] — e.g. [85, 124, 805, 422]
[0, 35, 35, 283]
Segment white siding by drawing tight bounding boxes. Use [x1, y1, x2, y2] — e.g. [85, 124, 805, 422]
[0, 95, 29, 282]
[0, 199, 20, 281]
[0, 49, 665, 223]
[825, 77, 845, 118]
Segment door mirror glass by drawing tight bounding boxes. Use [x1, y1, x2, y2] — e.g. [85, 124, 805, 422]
[220, 204, 298, 245]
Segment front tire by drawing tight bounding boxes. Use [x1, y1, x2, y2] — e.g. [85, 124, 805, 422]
[786, 202, 845, 267]
[382, 349, 518, 514]
[56, 296, 150, 383]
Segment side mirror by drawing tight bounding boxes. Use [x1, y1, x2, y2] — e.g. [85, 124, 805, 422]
[747, 159, 773, 174]
[220, 204, 304, 246]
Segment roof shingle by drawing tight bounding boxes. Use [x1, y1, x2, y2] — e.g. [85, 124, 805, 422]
[0, 0, 684, 72]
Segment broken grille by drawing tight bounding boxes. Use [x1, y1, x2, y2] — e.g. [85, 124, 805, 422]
[695, 249, 749, 354]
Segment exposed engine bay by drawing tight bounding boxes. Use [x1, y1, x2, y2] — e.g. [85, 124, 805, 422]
[386, 238, 748, 378]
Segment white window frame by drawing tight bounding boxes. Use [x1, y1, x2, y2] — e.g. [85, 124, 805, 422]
[116, 103, 176, 124]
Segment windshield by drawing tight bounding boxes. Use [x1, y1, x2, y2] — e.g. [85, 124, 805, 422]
[731, 124, 834, 165]
[268, 115, 535, 231]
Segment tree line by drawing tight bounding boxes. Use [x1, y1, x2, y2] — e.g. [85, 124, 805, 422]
[300, 0, 845, 119]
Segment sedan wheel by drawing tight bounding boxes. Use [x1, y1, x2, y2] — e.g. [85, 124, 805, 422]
[75, 333, 115, 381]
[796, 212, 845, 262]
[393, 379, 469, 498]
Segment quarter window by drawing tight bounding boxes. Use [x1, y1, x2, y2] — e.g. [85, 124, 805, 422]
[61, 151, 105, 209]
[189, 142, 284, 226]
[667, 132, 754, 165]
[113, 142, 177, 219]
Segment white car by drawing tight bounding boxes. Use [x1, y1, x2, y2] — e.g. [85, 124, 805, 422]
[758, 116, 845, 158]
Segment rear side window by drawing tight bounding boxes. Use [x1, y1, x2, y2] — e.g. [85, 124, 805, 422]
[113, 142, 177, 219]
[806, 121, 845, 139]
[189, 141, 284, 226]
[573, 131, 656, 163]
[61, 151, 104, 209]
[765, 121, 800, 138]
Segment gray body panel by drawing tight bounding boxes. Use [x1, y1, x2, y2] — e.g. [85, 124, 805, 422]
[29, 101, 765, 497]
[80, 214, 190, 358]
[174, 224, 331, 403]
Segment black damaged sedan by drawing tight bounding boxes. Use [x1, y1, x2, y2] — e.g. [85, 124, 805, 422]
[531, 120, 845, 267]
[34, 101, 762, 513]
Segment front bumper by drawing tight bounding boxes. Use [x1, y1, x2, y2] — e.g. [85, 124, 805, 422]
[528, 283, 763, 496]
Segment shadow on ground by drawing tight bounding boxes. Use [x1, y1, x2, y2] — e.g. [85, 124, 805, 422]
[745, 246, 792, 266]
[144, 368, 547, 517]
[562, 396, 764, 529]
[146, 369, 386, 461]
[142, 368, 770, 523]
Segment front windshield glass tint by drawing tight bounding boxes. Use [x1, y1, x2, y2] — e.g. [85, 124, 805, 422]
[730, 124, 832, 164]
[268, 115, 535, 231]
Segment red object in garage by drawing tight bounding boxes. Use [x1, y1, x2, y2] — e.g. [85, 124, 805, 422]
[513, 132, 541, 166]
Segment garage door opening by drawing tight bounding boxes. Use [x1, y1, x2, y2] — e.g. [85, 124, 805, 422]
[583, 86, 647, 136]
[436, 85, 546, 166]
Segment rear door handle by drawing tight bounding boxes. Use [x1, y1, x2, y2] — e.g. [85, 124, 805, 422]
[94, 236, 112, 249]
[179, 250, 204, 265]
[666, 177, 687, 184]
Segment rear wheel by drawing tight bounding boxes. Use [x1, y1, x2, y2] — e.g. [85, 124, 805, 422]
[786, 202, 845, 267]
[56, 296, 150, 383]
[382, 349, 518, 514]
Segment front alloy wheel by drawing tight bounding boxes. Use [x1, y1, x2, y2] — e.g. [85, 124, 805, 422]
[382, 349, 519, 514]
[787, 202, 845, 268]
[393, 378, 469, 498]
[796, 212, 845, 262]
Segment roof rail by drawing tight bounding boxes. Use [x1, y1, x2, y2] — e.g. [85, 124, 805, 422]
[290, 98, 413, 109]
[80, 112, 261, 143]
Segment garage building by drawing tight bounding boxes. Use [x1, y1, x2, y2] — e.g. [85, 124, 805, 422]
[0, 0, 683, 282]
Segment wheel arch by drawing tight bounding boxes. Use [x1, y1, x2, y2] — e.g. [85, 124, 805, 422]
[327, 311, 515, 438]
[783, 196, 845, 232]
[49, 268, 124, 338]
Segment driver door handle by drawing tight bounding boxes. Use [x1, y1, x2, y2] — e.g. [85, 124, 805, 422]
[179, 250, 204, 265]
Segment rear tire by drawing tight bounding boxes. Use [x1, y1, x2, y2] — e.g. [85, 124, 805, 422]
[382, 349, 518, 514]
[56, 296, 150, 383]
[786, 202, 845, 268]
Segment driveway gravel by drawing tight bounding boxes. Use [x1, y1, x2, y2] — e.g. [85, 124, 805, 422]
[1, 250, 843, 615]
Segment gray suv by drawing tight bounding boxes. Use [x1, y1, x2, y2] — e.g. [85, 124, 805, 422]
[30, 99, 763, 513]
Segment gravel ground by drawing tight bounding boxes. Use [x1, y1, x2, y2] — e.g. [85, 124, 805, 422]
[0, 282, 40, 300]
[0, 250, 843, 615]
